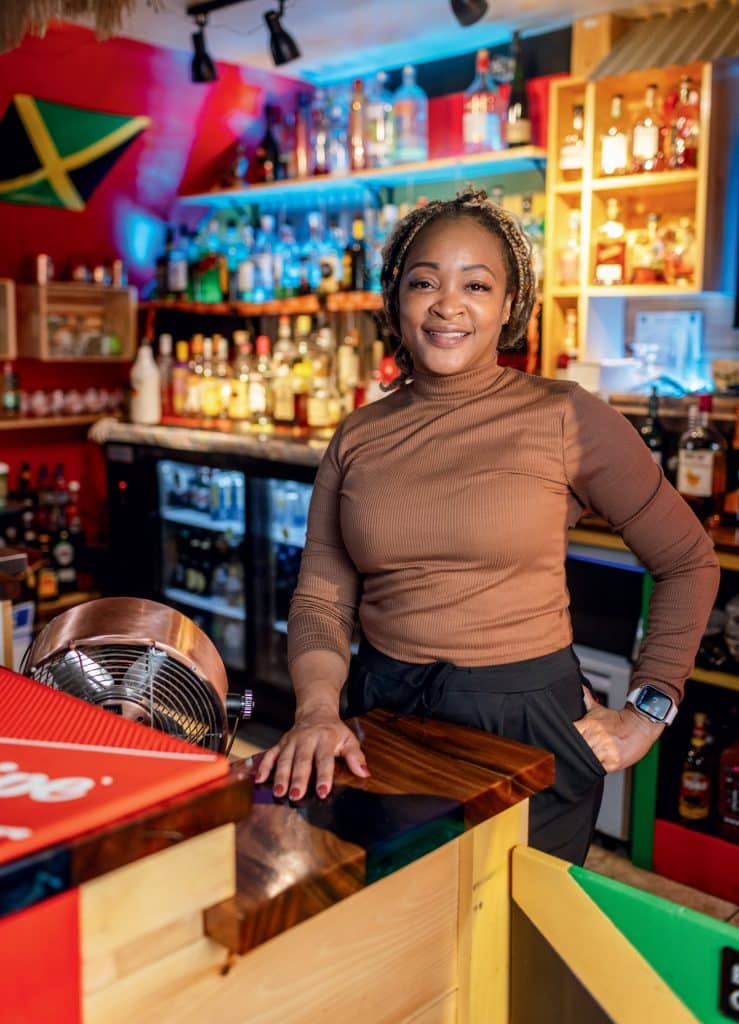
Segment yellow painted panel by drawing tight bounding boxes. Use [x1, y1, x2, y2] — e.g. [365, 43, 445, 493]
[512, 847, 698, 1024]
[458, 802, 528, 1024]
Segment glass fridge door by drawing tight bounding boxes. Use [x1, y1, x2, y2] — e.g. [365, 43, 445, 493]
[157, 458, 246, 673]
[250, 477, 312, 690]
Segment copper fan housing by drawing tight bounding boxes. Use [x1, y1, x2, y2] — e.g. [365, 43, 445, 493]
[22, 597, 231, 751]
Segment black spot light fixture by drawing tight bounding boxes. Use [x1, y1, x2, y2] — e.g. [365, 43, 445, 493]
[191, 13, 218, 82]
[187, 0, 301, 73]
[265, 0, 301, 65]
[451, 0, 489, 26]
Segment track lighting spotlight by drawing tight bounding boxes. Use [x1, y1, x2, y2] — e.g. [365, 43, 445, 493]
[191, 13, 218, 83]
[451, 0, 489, 27]
[264, 0, 301, 66]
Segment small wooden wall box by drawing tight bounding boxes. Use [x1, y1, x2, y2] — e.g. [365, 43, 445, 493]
[16, 282, 136, 361]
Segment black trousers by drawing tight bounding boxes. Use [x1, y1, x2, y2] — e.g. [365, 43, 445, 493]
[344, 641, 605, 866]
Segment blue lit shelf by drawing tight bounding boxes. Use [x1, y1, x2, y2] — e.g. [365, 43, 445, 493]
[178, 147, 548, 207]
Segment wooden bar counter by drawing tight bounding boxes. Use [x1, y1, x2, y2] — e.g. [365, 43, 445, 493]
[2, 705, 553, 1024]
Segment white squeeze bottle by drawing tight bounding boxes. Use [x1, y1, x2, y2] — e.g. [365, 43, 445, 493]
[130, 340, 161, 424]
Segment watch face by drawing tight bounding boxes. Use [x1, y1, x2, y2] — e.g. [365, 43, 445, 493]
[636, 685, 673, 721]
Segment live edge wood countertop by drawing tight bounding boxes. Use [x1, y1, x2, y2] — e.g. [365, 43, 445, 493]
[204, 708, 554, 955]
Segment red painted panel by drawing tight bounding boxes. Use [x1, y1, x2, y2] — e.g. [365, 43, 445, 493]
[653, 817, 739, 904]
[0, 888, 81, 1024]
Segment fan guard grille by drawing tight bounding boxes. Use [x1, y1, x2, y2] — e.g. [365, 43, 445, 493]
[27, 641, 227, 752]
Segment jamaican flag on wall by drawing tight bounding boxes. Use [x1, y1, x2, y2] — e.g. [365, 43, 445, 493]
[0, 95, 150, 211]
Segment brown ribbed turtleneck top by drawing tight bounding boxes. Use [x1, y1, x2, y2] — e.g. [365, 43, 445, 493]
[287, 357, 720, 702]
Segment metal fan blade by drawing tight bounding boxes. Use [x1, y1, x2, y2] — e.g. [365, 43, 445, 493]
[46, 649, 115, 695]
[121, 646, 169, 690]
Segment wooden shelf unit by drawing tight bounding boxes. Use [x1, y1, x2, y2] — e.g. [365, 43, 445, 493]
[0, 414, 103, 431]
[541, 62, 734, 379]
[17, 283, 137, 361]
[0, 280, 16, 360]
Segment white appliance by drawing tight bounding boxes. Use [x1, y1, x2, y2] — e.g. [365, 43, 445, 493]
[574, 643, 633, 841]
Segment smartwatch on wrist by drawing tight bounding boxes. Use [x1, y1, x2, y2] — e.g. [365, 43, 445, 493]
[626, 684, 677, 726]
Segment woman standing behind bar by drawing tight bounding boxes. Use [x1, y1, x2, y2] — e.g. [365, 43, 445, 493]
[255, 189, 720, 865]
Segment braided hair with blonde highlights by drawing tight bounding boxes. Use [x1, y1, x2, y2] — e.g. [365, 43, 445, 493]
[379, 188, 536, 384]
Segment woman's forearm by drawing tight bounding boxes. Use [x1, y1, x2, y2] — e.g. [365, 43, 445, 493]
[290, 650, 349, 721]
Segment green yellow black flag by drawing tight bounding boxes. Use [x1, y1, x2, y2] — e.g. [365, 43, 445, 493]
[0, 95, 150, 211]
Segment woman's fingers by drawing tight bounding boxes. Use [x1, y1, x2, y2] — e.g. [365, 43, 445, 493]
[253, 743, 281, 784]
[341, 736, 371, 779]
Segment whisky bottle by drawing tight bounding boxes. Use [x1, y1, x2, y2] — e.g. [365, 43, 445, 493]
[593, 197, 626, 286]
[639, 386, 665, 467]
[678, 711, 713, 828]
[676, 395, 728, 527]
[600, 94, 628, 176]
[559, 105, 584, 176]
[631, 83, 664, 173]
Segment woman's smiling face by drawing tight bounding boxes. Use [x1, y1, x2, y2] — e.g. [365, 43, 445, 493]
[398, 215, 514, 377]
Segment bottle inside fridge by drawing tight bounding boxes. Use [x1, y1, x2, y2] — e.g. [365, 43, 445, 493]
[157, 458, 247, 672]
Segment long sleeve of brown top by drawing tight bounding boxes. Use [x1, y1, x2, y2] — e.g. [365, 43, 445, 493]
[287, 358, 720, 703]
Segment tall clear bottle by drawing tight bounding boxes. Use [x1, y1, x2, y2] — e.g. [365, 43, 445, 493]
[676, 395, 728, 527]
[463, 49, 502, 154]
[505, 32, 531, 147]
[348, 78, 367, 171]
[310, 88, 330, 175]
[365, 71, 395, 168]
[631, 83, 664, 173]
[600, 94, 628, 176]
[393, 65, 428, 163]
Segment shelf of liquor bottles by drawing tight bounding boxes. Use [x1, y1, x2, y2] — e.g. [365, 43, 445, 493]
[179, 146, 548, 208]
[541, 59, 735, 378]
[141, 291, 383, 318]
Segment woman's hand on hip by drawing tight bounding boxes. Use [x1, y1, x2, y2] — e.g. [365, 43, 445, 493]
[573, 688, 665, 772]
[253, 705, 370, 801]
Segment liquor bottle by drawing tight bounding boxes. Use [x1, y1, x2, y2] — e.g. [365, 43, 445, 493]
[348, 78, 367, 171]
[718, 733, 739, 842]
[668, 76, 700, 170]
[343, 214, 368, 291]
[1, 361, 20, 418]
[185, 334, 204, 416]
[365, 71, 395, 168]
[555, 308, 578, 379]
[52, 524, 77, 593]
[294, 92, 312, 178]
[200, 336, 223, 421]
[254, 104, 282, 183]
[393, 65, 428, 163]
[271, 316, 297, 426]
[310, 88, 330, 175]
[336, 330, 360, 415]
[639, 387, 665, 466]
[557, 208, 581, 286]
[630, 212, 665, 284]
[678, 712, 713, 828]
[214, 335, 232, 415]
[170, 341, 189, 417]
[722, 404, 739, 528]
[558, 104, 584, 176]
[327, 90, 350, 174]
[228, 331, 251, 422]
[167, 226, 189, 299]
[249, 335, 273, 430]
[506, 33, 531, 148]
[676, 395, 728, 527]
[155, 226, 174, 299]
[129, 341, 161, 425]
[521, 195, 545, 289]
[463, 49, 503, 154]
[156, 333, 174, 418]
[631, 83, 664, 173]
[599, 94, 628, 176]
[593, 198, 626, 286]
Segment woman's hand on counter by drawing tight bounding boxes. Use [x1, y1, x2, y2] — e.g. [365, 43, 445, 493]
[573, 688, 665, 772]
[253, 706, 371, 801]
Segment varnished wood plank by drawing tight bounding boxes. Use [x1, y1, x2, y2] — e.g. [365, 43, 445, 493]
[206, 711, 552, 954]
[86, 841, 459, 1024]
[406, 990, 458, 1023]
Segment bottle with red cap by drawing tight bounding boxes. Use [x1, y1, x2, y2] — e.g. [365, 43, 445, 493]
[676, 394, 728, 527]
[249, 335, 273, 431]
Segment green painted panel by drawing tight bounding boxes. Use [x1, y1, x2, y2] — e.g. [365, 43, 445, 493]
[570, 864, 739, 1023]
[35, 98, 137, 158]
[0, 177, 63, 207]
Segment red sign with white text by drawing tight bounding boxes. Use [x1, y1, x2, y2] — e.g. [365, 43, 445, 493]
[0, 669, 228, 866]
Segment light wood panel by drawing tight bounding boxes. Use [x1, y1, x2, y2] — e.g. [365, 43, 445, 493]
[84, 840, 459, 1024]
[81, 823, 235, 993]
